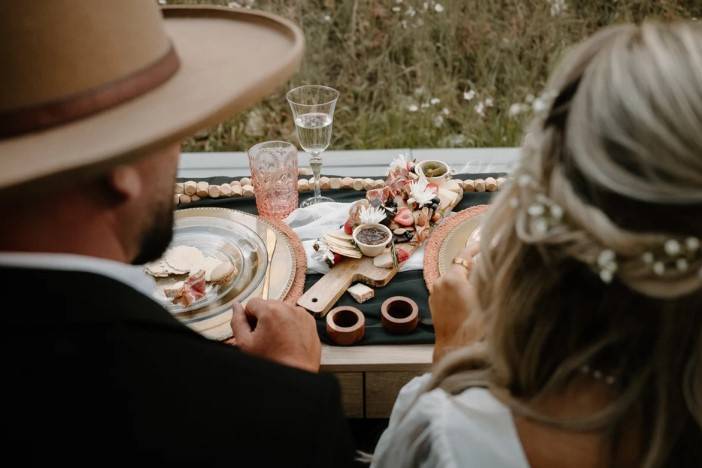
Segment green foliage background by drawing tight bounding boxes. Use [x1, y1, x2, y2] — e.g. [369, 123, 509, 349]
[167, 0, 702, 151]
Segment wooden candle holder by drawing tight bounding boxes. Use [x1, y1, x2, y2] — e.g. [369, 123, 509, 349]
[380, 296, 419, 334]
[326, 306, 365, 346]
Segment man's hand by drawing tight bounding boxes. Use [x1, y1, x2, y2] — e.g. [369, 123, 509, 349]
[230, 299, 321, 373]
[429, 243, 483, 362]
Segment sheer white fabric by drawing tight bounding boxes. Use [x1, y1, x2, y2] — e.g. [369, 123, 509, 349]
[371, 374, 530, 468]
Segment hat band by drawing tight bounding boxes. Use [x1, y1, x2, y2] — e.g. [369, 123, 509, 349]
[0, 44, 180, 140]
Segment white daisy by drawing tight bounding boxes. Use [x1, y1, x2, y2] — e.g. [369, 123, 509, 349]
[410, 177, 436, 207]
[359, 206, 387, 225]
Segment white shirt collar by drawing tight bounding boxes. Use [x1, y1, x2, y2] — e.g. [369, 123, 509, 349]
[0, 252, 157, 299]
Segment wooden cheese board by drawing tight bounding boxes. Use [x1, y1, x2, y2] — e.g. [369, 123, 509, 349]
[298, 243, 419, 317]
[298, 177, 463, 317]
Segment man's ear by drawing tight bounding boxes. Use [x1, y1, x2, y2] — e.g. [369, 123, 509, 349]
[106, 165, 143, 202]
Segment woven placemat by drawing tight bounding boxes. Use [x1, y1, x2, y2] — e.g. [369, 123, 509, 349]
[267, 219, 307, 306]
[423, 205, 488, 291]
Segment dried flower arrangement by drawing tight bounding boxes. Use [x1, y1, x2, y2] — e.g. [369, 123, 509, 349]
[314, 156, 463, 268]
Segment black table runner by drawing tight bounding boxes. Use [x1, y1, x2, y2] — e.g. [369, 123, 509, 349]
[176, 174, 500, 345]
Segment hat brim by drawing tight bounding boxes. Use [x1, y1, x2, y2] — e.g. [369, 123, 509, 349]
[0, 6, 304, 193]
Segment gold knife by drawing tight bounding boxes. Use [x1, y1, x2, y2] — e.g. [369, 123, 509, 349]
[261, 228, 277, 300]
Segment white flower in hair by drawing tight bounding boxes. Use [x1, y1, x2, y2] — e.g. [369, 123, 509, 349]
[359, 206, 387, 225]
[409, 177, 435, 207]
[597, 249, 618, 284]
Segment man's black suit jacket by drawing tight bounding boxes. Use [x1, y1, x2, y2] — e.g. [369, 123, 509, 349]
[2, 266, 355, 467]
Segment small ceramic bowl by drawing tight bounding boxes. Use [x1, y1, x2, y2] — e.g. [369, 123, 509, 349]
[416, 160, 451, 184]
[353, 223, 392, 257]
[326, 306, 365, 346]
[381, 296, 419, 334]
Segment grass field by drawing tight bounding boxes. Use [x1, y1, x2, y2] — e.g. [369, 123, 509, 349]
[167, 0, 702, 152]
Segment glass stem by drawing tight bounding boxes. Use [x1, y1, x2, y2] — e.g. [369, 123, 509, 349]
[310, 153, 322, 200]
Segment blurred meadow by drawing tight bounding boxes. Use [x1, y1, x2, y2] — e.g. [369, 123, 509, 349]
[166, 0, 702, 152]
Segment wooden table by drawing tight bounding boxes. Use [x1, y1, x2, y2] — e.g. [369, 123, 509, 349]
[321, 344, 433, 418]
[179, 147, 518, 418]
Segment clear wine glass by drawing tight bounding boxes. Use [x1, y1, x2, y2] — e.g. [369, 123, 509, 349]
[286, 85, 339, 207]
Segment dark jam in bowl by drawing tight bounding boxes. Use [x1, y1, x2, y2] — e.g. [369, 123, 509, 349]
[357, 226, 390, 245]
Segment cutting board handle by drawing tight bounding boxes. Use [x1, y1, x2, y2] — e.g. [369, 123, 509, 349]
[297, 267, 357, 317]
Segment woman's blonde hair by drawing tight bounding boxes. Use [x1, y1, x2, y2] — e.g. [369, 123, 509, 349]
[429, 21, 702, 467]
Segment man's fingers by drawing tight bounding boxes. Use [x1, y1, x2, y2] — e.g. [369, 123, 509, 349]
[230, 302, 252, 343]
[245, 298, 285, 318]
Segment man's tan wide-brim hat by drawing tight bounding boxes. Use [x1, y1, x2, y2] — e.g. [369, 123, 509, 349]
[0, 0, 304, 194]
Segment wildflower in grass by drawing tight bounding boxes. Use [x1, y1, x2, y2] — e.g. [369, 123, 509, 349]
[433, 114, 445, 127]
[509, 103, 529, 117]
[434, 3, 445, 13]
[407, 104, 419, 112]
[463, 90, 476, 101]
[533, 97, 549, 113]
[441, 107, 450, 115]
[323, 14, 331, 22]
[430, 97, 440, 105]
[447, 134, 466, 146]
[228, 1, 242, 7]
[414, 86, 425, 96]
[392, 6, 401, 12]
[423, 2, 429, 11]
[475, 102, 486, 117]
[158, 0, 166, 4]
[548, 0, 567, 17]
[406, 6, 416, 17]
[485, 97, 494, 107]
[421, 102, 430, 109]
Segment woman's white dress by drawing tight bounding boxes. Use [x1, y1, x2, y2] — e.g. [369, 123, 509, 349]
[371, 374, 530, 468]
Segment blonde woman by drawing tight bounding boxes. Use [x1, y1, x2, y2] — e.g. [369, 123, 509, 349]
[372, 22, 702, 468]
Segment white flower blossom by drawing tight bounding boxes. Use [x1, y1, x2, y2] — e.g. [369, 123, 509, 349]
[392, 6, 401, 12]
[463, 90, 476, 101]
[407, 104, 419, 112]
[434, 3, 445, 13]
[433, 114, 444, 127]
[475, 101, 486, 117]
[485, 97, 494, 107]
[421, 102, 430, 109]
[360, 206, 387, 225]
[430, 97, 440, 105]
[390, 153, 410, 171]
[406, 6, 416, 16]
[410, 178, 436, 206]
[548, 0, 567, 17]
[441, 107, 450, 115]
[533, 97, 549, 113]
[323, 14, 331, 22]
[509, 103, 528, 117]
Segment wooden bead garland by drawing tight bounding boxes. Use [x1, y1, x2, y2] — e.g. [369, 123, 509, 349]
[174, 171, 509, 206]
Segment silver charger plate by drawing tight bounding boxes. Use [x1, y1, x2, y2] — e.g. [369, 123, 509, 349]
[151, 210, 268, 324]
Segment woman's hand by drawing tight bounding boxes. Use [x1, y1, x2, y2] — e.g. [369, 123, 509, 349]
[429, 243, 483, 362]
